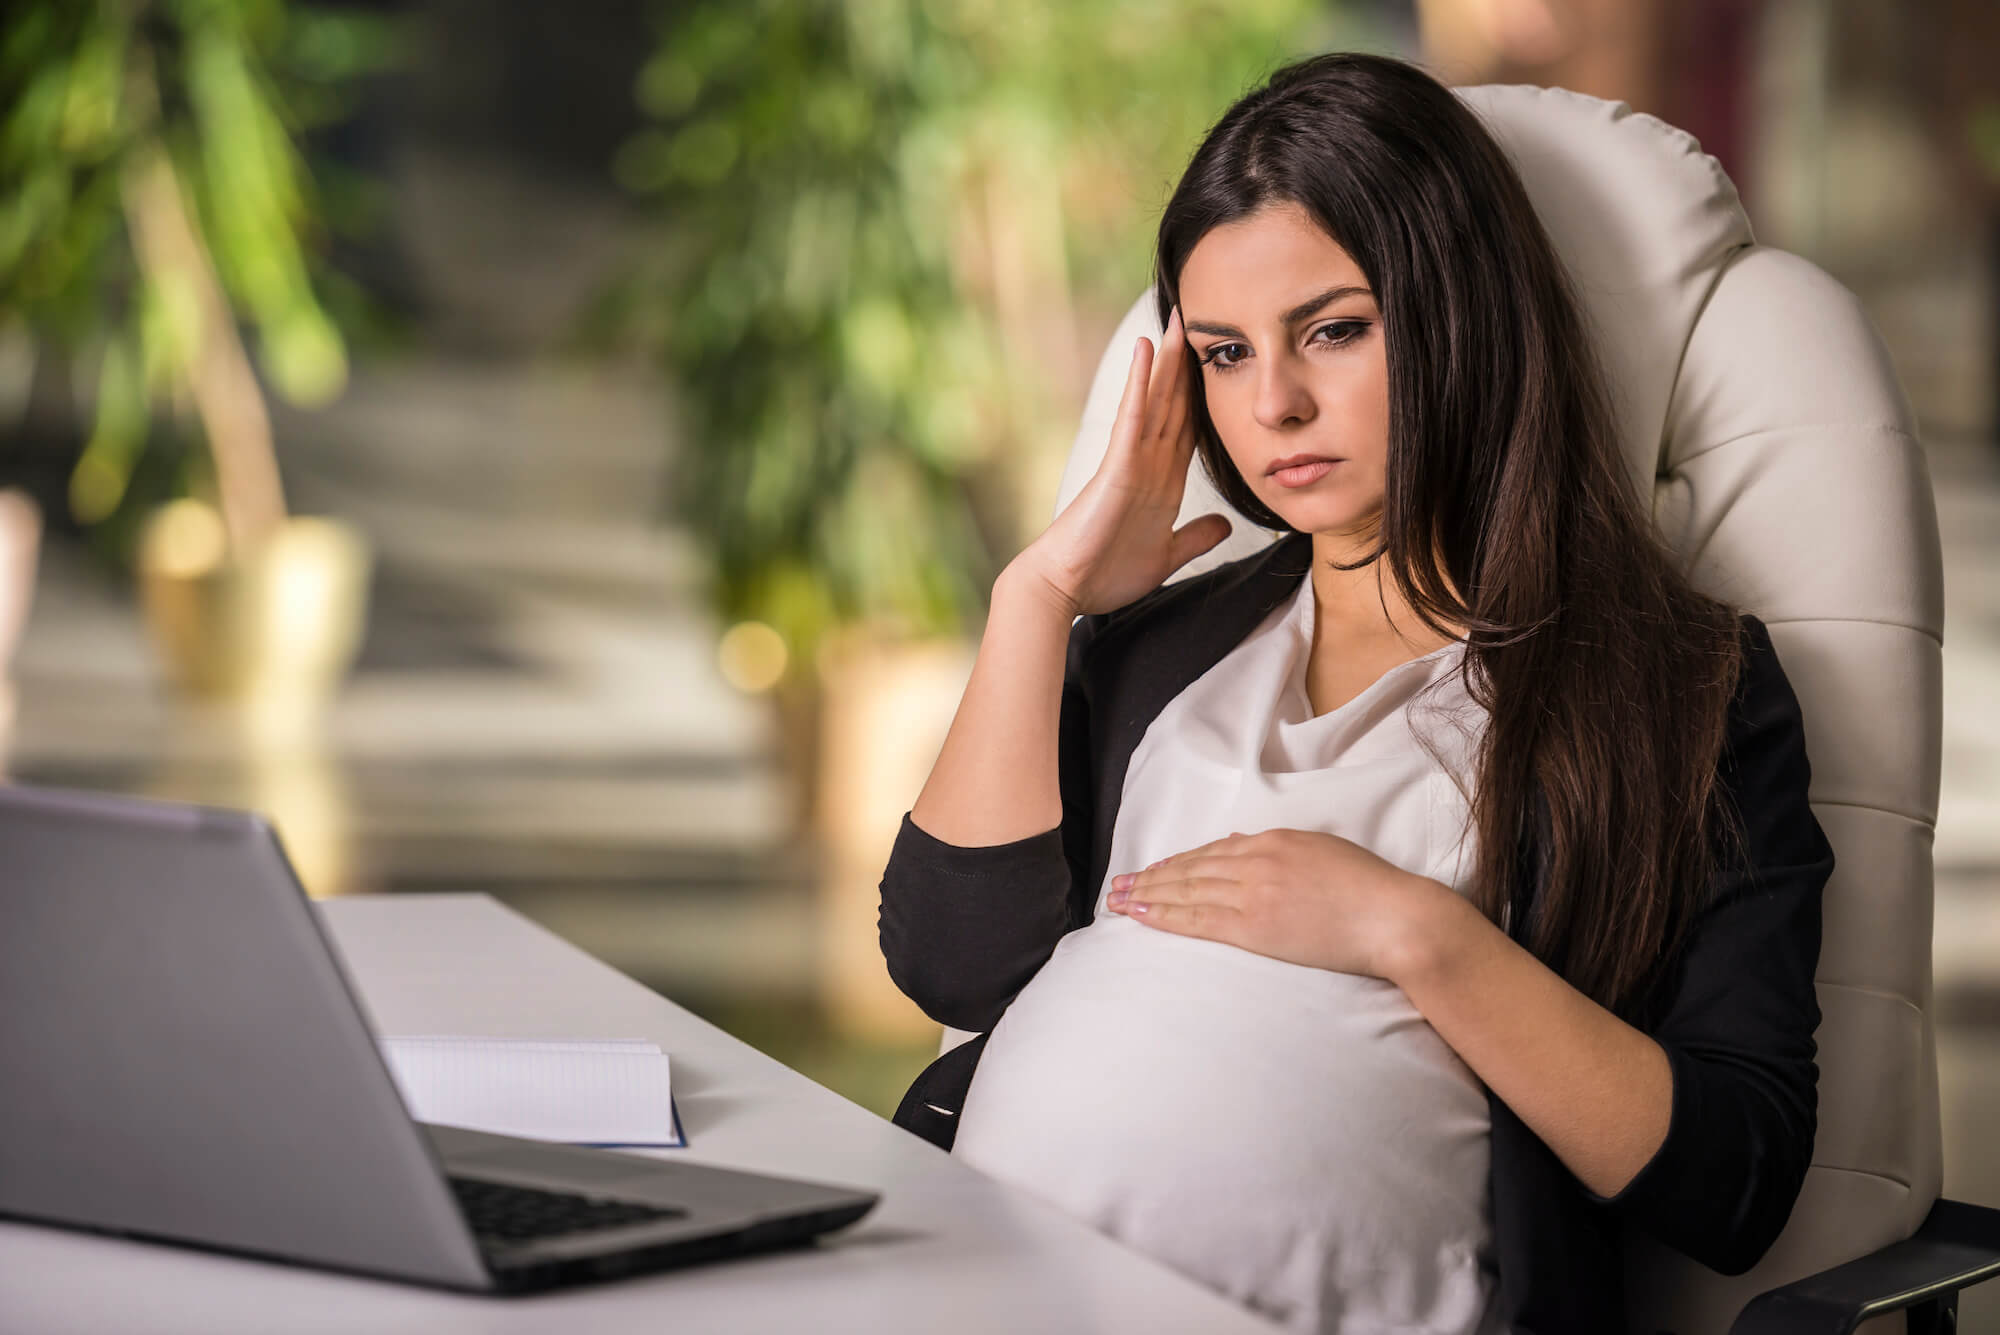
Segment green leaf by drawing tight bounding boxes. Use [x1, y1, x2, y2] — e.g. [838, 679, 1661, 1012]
[261, 303, 347, 405]
[138, 268, 203, 389]
[57, 23, 128, 157]
[71, 332, 149, 525]
[1970, 102, 2000, 182]
[635, 53, 701, 119]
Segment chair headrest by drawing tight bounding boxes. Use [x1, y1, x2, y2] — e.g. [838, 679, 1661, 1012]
[1453, 84, 1755, 492]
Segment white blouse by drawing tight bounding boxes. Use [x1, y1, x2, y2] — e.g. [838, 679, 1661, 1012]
[950, 570, 1506, 1335]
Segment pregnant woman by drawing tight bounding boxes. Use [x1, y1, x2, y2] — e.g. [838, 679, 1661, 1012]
[877, 51, 1831, 1335]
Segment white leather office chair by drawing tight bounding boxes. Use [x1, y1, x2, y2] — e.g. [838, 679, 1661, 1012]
[939, 82, 2000, 1332]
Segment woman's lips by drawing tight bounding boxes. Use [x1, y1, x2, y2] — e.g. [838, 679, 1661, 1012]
[1270, 459, 1341, 488]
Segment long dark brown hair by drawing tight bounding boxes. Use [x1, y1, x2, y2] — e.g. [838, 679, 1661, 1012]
[1154, 51, 1749, 1022]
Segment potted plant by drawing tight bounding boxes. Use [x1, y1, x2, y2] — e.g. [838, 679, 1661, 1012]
[606, 0, 1346, 1037]
[1, 0, 395, 743]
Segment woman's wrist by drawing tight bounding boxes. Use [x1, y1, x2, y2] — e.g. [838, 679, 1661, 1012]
[1379, 873, 1483, 988]
[997, 555, 1082, 623]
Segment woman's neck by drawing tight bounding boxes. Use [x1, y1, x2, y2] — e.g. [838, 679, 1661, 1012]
[1308, 530, 1463, 652]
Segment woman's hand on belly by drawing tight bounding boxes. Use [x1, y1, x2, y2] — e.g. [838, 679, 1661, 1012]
[1104, 827, 1453, 981]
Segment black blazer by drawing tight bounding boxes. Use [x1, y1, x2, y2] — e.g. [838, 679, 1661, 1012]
[877, 530, 1833, 1334]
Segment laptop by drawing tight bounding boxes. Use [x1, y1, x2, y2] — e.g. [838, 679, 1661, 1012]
[0, 782, 879, 1293]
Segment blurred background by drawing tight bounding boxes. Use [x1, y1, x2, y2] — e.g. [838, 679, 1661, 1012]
[1, 0, 1996, 1299]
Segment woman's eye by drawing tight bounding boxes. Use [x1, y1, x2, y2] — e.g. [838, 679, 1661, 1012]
[1314, 320, 1367, 347]
[1200, 342, 1250, 371]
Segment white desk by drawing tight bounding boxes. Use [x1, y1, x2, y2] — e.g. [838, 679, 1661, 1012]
[0, 893, 1278, 1333]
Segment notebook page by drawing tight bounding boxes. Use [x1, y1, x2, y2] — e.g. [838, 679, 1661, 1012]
[379, 1036, 684, 1147]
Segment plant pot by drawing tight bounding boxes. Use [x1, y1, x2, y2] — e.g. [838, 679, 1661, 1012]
[811, 625, 978, 1042]
[136, 501, 372, 746]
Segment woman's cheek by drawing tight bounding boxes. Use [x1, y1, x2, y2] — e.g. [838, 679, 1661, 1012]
[1207, 396, 1260, 478]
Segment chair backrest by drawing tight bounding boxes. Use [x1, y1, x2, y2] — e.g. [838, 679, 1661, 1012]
[1048, 83, 1946, 1335]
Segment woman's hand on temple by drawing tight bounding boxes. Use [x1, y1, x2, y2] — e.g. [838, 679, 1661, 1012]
[1008, 305, 1234, 619]
[1104, 828, 1455, 980]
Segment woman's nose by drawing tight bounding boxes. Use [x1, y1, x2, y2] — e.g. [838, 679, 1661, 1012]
[1251, 355, 1316, 431]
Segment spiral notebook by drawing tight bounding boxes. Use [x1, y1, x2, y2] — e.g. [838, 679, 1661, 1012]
[378, 1036, 686, 1148]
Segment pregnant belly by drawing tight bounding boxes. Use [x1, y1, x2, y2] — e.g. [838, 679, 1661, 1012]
[951, 917, 1497, 1331]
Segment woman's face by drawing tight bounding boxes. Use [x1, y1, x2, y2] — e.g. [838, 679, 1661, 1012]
[1176, 201, 1387, 543]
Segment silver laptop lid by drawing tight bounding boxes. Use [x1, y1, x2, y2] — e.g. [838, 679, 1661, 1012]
[0, 783, 491, 1290]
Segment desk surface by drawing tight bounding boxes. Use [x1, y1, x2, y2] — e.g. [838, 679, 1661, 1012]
[0, 893, 1277, 1334]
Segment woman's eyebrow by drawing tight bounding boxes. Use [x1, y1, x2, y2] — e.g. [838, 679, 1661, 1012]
[1184, 284, 1374, 338]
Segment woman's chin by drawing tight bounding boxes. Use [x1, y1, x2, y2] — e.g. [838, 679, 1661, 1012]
[1261, 494, 1374, 536]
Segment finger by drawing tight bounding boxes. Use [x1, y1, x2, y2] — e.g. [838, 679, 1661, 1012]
[1123, 872, 1238, 908]
[1114, 853, 1185, 888]
[1111, 833, 1249, 896]
[1106, 335, 1155, 466]
[1168, 513, 1234, 571]
[1155, 308, 1195, 449]
[1160, 307, 1195, 447]
[1141, 308, 1184, 453]
[1127, 853, 1244, 897]
[1126, 897, 1239, 944]
[1153, 829, 1253, 868]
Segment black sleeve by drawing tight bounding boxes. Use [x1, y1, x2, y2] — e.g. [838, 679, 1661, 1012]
[1578, 613, 1833, 1276]
[875, 611, 1101, 1033]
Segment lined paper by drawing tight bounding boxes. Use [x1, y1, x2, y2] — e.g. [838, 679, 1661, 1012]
[379, 1036, 684, 1147]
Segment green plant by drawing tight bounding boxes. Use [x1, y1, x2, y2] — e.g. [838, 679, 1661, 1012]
[607, 0, 1370, 677]
[0, 0, 398, 551]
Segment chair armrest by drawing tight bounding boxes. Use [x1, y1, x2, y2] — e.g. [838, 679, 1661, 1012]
[1730, 1198, 2000, 1334]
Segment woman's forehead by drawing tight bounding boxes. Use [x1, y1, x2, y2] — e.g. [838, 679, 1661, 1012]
[1180, 203, 1371, 323]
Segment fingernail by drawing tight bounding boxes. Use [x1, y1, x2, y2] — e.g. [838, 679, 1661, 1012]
[1108, 888, 1129, 907]
[1113, 873, 1133, 889]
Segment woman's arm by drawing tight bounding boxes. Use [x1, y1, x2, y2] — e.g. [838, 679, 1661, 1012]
[909, 562, 1079, 845]
[1390, 615, 1829, 1275]
[1392, 891, 1688, 1191]
[1390, 893, 1674, 1199]
[881, 317, 1227, 1031]
[877, 566, 1101, 1033]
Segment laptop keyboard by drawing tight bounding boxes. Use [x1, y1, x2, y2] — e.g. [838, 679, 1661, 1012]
[448, 1176, 687, 1246]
